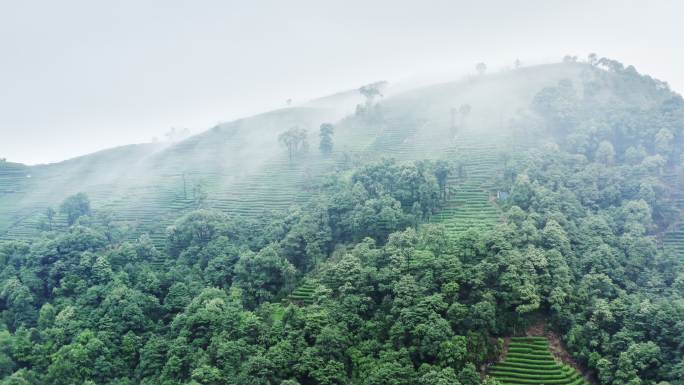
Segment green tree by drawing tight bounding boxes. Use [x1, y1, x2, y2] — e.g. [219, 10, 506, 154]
[458, 363, 480, 385]
[45, 330, 110, 385]
[654, 128, 673, 158]
[359, 81, 386, 106]
[434, 161, 450, 200]
[233, 245, 296, 307]
[45, 207, 56, 231]
[193, 183, 208, 208]
[438, 335, 468, 370]
[596, 140, 615, 165]
[319, 123, 334, 155]
[279, 127, 309, 162]
[419, 367, 460, 385]
[60, 192, 91, 225]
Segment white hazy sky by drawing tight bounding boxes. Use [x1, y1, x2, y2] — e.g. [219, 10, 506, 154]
[1, 0, 682, 164]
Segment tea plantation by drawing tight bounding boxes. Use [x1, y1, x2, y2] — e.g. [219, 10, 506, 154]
[489, 337, 588, 385]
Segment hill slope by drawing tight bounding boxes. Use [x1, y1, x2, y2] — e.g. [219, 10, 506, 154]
[1, 59, 683, 385]
[0, 62, 636, 242]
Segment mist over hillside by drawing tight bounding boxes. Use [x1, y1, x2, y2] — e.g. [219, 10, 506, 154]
[0, 61, 587, 242]
[1, 56, 684, 385]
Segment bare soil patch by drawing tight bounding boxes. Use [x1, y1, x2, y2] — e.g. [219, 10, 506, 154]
[525, 320, 545, 336]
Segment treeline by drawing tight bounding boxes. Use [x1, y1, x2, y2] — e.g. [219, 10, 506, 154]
[532, 57, 684, 169]
[501, 147, 683, 383]
[517, 60, 684, 384]
[0, 159, 468, 385]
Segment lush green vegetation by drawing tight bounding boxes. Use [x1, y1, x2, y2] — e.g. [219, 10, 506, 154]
[432, 133, 505, 236]
[285, 281, 317, 306]
[1, 58, 683, 385]
[489, 337, 587, 385]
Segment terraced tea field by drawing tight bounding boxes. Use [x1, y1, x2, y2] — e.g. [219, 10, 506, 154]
[0, 162, 43, 240]
[285, 281, 316, 305]
[662, 171, 684, 258]
[0, 63, 584, 243]
[489, 337, 588, 385]
[664, 221, 684, 257]
[0, 108, 340, 243]
[367, 101, 527, 239]
[430, 130, 511, 237]
[0, 115, 518, 244]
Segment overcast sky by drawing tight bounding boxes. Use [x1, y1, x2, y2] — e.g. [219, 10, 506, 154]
[1, 0, 682, 165]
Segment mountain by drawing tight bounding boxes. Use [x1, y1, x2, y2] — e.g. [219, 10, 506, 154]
[1, 59, 683, 385]
[0, 62, 587, 243]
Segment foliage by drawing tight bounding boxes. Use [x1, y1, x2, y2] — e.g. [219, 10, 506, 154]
[319, 123, 334, 155]
[0, 59, 683, 385]
[279, 127, 309, 162]
[59, 193, 91, 226]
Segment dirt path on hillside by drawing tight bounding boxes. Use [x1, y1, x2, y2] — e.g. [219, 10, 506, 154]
[500, 337, 511, 360]
[526, 320, 545, 336]
[546, 330, 597, 385]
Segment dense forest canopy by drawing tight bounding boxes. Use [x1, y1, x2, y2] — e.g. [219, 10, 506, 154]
[0, 58, 683, 385]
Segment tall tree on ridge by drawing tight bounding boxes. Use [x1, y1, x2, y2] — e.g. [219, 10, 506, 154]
[279, 126, 309, 162]
[319, 123, 334, 155]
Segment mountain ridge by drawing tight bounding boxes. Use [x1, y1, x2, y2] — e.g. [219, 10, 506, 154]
[0, 61, 669, 243]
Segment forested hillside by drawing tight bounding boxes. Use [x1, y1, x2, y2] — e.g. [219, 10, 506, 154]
[1, 58, 683, 385]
